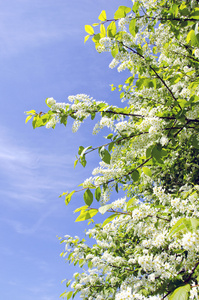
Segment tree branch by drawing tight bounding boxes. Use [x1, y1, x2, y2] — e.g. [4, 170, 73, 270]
[122, 43, 182, 110]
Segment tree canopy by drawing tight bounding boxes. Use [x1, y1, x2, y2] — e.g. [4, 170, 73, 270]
[26, 0, 199, 299]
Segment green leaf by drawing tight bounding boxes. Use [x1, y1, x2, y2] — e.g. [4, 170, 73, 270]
[129, 19, 136, 37]
[126, 197, 137, 210]
[125, 76, 134, 85]
[161, 149, 168, 157]
[191, 135, 199, 149]
[78, 146, 84, 155]
[60, 291, 73, 299]
[110, 84, 116, 91]
[102, 213, 118, 227]
[25, 115, 33, 124]
[92, 23, 99, 27]
[83, 189, 93, 206]
[131, 170, 140, 182]
[74, 159, 78, 168]
[111, 43, 119, 58]
[190, 8, 199, 19]
[85, 25, 94, 35]
[59, 191, 68, 198]
[80, 155, 87, 167]
[108, 142, 114, 152]
[106, 133, 113, 139]
[142, 166, 152, 177]
[32, 115, 40, 129]
[88, 260, 93, 268]
[98, 10, 106, 21]
[25, 109, 36, 115]
[168, 218, 187, 237]
[136, 78, 145, 89]
[98, 103, 109, 111]
[146, 145, 153, 158]
[74, 205, 88, 213]
[75, 209, 98, 222]
[107, 21, 117, 37]
[120, 92, 124, 99]
[60, 291, 67, 298]
[66, 280, 72, 287]
[60, 115, 68, 126]
[132, 1, 140, 13]
[67, 291, 73, 300]
[100, 24, 106, 37]
[114, 6, 131, 19]
[95, 187, 101, 201]
[152, 144, 162, 161]
[99, 147, 111, 164]
[187, 218, 199, 233]
[92, 33, 101, 43]
[84, 34, 90, 43]
[103, 182, 108, 191]
[169, 218, 199, 237]
[169, 284, 190, 300]
[79, 258, 84, 267]
[170, 3, 178, 18]
[186, 30, 199, 47]
[65, 190, 75, 206]
[179, 2, 186, 11]
[99, 203, 113, 214]
[136, 78, 155, 89]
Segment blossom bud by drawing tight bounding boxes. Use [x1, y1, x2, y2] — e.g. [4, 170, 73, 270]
[46, 97, 56, 107]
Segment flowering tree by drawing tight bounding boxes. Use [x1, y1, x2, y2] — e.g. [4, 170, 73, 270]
[26, 0, 199, 299]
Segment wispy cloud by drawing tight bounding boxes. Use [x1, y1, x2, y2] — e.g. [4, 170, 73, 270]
[0, 0, 82, 57]
[0, 207, 55, 234]
[0, 127, 77, 207]
[0, 125, 84, 238]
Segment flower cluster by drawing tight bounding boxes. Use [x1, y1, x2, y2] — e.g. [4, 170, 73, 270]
[60, 186, 199, 299]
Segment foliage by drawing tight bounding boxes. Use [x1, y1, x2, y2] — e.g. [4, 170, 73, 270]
[26, 0, 199, 299]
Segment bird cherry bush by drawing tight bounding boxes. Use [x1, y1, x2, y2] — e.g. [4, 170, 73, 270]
[26, 0, 199, 299]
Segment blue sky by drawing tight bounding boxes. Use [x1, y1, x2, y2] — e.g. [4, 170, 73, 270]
[0, 0, 130, 299]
